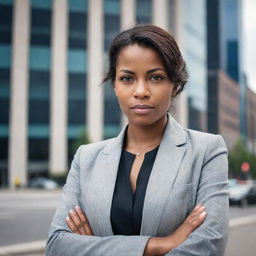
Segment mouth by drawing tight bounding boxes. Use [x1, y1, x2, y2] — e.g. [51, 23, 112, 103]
[130, 104, 155, 114]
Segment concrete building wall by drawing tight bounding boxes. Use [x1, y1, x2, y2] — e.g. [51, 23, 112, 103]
[218, 71, 240, 149]
[49, 0, 68, 176]
[247, 87, 256, 154]
[8, 0, 30, 188]
[4, 0, 190, 187]
[87, 0, 104, 143]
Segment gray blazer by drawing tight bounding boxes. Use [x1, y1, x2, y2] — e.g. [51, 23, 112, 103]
[46, 114, 229, 256]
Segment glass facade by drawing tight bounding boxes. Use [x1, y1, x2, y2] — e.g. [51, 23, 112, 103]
[1, 0, 218, 187]
[207, 0, 221, 134]
[221, 0, 239, 82]
[136, 0, 152, 23]
[68, 0, 87, 161]
[221, 0, 246, 138]
[28, 0, 52, 175]
[182, 0, 207, 131]
[104, 0, 121, 139]
[0, 0, 13, 185]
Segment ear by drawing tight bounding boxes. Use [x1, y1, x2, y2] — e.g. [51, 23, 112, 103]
[113, 84, 118, 96]
[172, 84, 178, 97]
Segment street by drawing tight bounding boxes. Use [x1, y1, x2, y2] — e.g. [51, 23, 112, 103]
[0, 189, 59, 246]
[0, 189, 255, 255]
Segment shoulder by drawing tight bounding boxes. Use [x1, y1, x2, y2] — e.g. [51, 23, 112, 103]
[75, 138, 116, 158]
[185, 129, 226, 148]
[183, 129, 228, 161]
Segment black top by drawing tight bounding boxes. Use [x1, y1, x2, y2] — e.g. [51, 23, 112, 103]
[110, 146, 159, 235]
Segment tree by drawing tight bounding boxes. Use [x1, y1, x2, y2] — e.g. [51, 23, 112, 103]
[228, 138, 256, 179]
[71, 130, 90, 155]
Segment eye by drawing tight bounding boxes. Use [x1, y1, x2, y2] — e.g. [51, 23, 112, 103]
[120, 76, 134, 82]
[150, 74, 164, 81]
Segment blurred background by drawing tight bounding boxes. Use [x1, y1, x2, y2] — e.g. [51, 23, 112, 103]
[0, 0, 255, 255]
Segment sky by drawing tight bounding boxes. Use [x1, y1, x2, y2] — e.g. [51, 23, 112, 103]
[243, 0, 256, 93]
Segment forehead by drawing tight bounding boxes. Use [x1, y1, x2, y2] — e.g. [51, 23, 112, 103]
[116, 44, 164, 69]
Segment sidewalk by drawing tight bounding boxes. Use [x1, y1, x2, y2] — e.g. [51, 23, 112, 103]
[0, 241, 45, 256]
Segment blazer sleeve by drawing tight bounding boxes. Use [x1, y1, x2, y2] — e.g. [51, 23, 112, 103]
[166, 135, 229, 256]
[46, 146, 151, 256]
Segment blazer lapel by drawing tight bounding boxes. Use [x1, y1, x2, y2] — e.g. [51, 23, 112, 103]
[140, 114, 187, 236]
[85, 127, 126, 236]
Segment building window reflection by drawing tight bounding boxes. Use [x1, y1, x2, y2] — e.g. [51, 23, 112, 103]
[68, 0, 87, 162]
[0, 0, 12, 186]
[28, 2, 51, 175]
[136, 0, 152, 24]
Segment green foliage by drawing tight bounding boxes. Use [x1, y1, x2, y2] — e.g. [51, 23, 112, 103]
[228, 138, 256, 178]
[71, 130, 90, 155]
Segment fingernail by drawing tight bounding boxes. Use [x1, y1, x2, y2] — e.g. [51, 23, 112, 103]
[66, 216, 70, 221]
[69, 209, 75, 215]
[75, 205, 81, 211]
[200, 211, 207, 217]
[195, 204, 203, 210]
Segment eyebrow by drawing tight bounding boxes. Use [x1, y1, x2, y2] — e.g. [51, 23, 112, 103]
[118, 68, 166, 74]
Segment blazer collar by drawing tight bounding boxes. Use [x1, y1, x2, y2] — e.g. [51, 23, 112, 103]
[102, 113, 187, 155]
[140, 114, 187, 235]
[87, 113, 187, 236]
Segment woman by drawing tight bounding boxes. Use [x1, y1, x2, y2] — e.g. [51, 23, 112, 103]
[46, 25, 229, 256]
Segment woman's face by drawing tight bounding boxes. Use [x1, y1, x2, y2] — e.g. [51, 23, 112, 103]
[114, 44, 174, 127]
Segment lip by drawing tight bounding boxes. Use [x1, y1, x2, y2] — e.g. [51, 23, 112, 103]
[130, 104, 155, 114]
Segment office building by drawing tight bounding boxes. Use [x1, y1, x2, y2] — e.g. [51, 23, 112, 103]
[181, 0, 207, 132]
[247, 86, 256, 154]
[207, 0, 247, 145]
[218, 71, 240, 149]
[1, 0, 194, 188]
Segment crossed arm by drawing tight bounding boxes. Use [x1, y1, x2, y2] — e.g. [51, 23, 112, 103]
[66, 204, 206, 256]
[46, 135, 229, 256]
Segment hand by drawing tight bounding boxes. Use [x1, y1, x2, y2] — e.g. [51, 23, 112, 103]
[144, 204, 206, 256]
[167, 204, 206, 248]
[65, 206, 94, 236]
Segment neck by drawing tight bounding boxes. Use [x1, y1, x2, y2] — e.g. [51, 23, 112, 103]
[125, 115, 168, 152]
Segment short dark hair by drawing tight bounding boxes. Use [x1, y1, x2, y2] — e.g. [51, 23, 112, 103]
[103, 24, 188, 97]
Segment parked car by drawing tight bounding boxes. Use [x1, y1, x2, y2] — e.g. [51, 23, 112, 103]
[28, 177, 59, 190]
[229, 181, 256, 207]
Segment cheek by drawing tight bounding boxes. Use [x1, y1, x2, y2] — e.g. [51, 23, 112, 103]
[157, 92, 173, 111]
[157, 88, 173, 102]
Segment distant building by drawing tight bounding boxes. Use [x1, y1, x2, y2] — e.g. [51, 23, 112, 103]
[218, 71, 240, 149]
[207, 0, 245, 148]
[247, 86, 256, 154]
[182, 0, 207, 132]
[1, 0, 196, 188]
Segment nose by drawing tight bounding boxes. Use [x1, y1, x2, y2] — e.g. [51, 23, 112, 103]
[133, 80, 150, 99]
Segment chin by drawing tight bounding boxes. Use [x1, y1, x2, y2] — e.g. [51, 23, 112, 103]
[127, 114, 166, 127]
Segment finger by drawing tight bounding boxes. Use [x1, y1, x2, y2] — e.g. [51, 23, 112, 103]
[75, 206, 94, 235]
[186, 205, 204, 223]
[69, 209, 87, 235]
[66, 216, 80, 234]
[189, 205, 205, 220]
[184, 206, 206, 231]
[193, 204, 202, 211]
[191, 211, 207, 228]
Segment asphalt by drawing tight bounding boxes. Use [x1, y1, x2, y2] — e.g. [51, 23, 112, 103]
[1, 189, 256, 256]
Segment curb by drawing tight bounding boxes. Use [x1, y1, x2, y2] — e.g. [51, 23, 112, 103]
[0, 240, 46, 256]
[229, 214, 256, 228]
